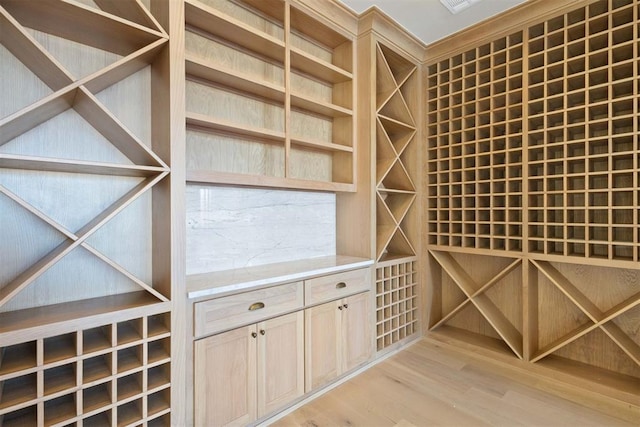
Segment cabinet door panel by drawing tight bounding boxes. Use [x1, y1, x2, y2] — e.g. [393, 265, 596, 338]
[194, 325, 257, 426]
[342, 292, 372, 372]
[257, 311, 304, 417]
[305, 301, 341, 392]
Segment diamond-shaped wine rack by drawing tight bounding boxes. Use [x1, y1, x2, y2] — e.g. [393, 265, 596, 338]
[375, 42, 417, 262]
[429, 250, 524, 358]
[0, 0, 169, 311]
[1, 1, 172, 425]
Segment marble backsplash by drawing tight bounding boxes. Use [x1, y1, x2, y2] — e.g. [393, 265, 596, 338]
[186, 185, 336, 274]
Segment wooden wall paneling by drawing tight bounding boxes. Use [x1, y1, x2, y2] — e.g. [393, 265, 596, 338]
[336, 30, 374, 259]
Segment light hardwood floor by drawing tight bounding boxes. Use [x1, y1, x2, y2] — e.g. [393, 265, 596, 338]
[271, 339, 639, 426]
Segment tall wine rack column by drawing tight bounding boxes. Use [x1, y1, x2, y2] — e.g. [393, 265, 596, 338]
[374, 42, 421, 352]
[425, 0, 640, 407]
[426, 29, 525, 359]
[0, 1, 173, 425]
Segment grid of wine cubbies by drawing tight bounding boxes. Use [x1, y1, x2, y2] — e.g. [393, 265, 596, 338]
[0, 312, 171, 426]
[527, 0, 640, 261]
[375, 259, 419, 351]
[427, 0, 640, 263]
[426, 30, 525, 252]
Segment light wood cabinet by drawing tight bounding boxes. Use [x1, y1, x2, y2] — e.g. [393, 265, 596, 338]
[194, 311, 304, 426]
[305, 292, 372, 391]
[194, 325, 257, 426]
[257, 312, 305, 416]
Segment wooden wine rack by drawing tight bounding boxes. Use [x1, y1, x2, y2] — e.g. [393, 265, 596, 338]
[426, 30, 525, 253]
[0, 0, 174, 424]
[526, 0, 639, 261]
[375, 42, 418, 262]
[0, 311, 171, 426]
[426, 0, 640, 405]
[372, 39, 422, 353]
[375, 259, 418, 351]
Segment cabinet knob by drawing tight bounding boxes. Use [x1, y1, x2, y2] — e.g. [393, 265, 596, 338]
[248, 302, 265, 311]
[251, 332, 257, 338]
[260, 329, 266, 335]
[336, 282, 347, 289]
[338, 305, 343, 310]
[343, 304, 348, 309]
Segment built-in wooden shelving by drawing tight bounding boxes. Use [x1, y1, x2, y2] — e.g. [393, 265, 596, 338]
[426, 30, 525, 253]
[372, 40, 421, 353]
[375, 259, 418, 351]
[426, 0, 640, 407]
[184, 0, 356, 192]
[0, 0, 173, 424]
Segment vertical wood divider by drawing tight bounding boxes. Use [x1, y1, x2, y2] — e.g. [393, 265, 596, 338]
[284, 2, 291, 179]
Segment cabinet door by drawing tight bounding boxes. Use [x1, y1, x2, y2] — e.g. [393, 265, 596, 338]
[194, 326, 257, 426]
[305, 301, 341, 392]
[257, 311, 304, 417]
[342, 292, 372, 372]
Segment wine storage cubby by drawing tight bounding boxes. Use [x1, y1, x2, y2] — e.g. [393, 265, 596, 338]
[529, 259, 640, 401]
[526, 0, 639, 261]
[428, 251, 523, 358]
[426, 31, 525, 253]
[1, 0, 174, 423]
[425, 0, 640, 409]
[375, 259, 419, 352]
[0, 312, 171, 426]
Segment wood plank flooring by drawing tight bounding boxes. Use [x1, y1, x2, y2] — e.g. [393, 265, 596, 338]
[271, 339, 639, 426]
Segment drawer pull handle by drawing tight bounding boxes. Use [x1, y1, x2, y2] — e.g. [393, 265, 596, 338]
[336, 282, 347, 289]
[249, 302, 265, 311]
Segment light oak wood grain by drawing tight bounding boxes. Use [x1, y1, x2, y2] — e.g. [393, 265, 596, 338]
[274, 339, 639, 426]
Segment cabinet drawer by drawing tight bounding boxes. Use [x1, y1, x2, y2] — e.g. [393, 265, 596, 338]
[194, 282, 303, 338]
[304, 268, 369, 305]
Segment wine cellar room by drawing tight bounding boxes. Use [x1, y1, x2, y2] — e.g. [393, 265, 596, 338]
[0, 0, 638, 426]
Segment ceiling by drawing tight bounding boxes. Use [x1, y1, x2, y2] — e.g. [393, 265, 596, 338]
[340, 0, 527, 45]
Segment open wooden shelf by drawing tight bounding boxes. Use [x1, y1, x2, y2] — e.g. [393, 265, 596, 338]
[184, 0, 356, 192]
[185, 54, 285, 104]
[184, 0, 285, 62]
[1, 0, 173, 423]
